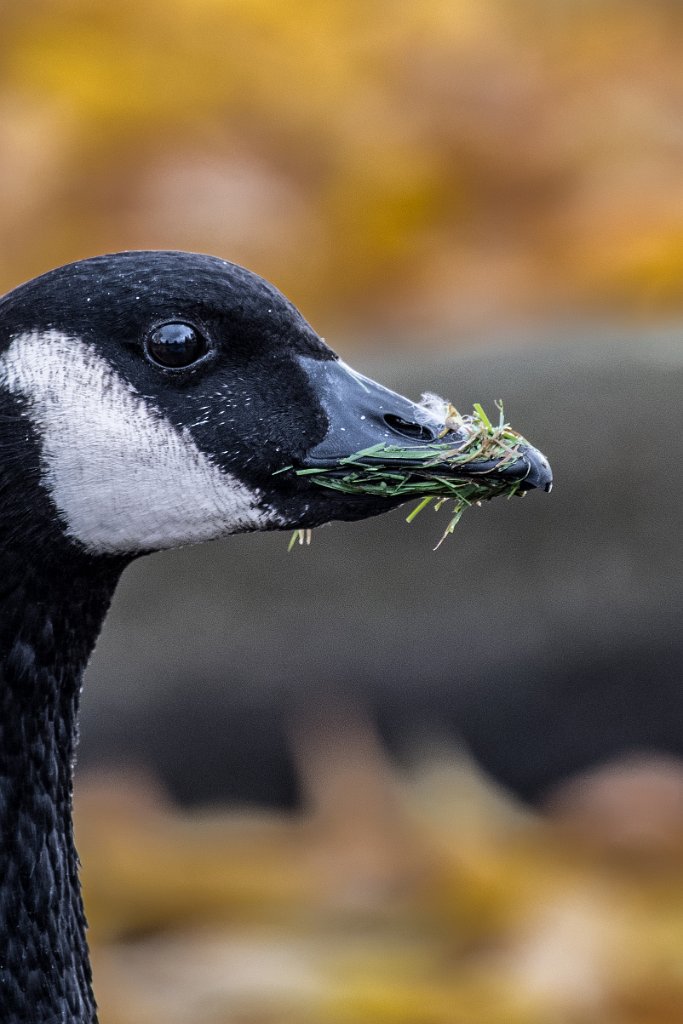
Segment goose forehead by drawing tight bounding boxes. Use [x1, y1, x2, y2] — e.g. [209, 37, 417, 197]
[0, 330, 281, 554]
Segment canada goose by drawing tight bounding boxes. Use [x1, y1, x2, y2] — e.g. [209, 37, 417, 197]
[0, 250, 551, 1022]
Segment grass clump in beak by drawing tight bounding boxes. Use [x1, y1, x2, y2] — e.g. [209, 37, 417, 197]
[288, 400, 533, 550]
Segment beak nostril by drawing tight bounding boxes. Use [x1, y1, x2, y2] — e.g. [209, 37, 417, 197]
[383, 413, 437, 443]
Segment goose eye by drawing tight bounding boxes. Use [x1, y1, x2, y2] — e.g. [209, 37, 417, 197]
[145, 322, 208, 368]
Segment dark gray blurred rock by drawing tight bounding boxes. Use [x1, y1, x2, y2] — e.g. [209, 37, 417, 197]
[80, 330, 683, 807]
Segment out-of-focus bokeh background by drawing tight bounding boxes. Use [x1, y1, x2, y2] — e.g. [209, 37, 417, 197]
[3, 1, 683, 1021]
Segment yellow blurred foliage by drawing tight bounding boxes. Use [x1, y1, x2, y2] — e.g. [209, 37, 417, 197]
[75, 746, 683, 1024]
[1, 0, 683, 330]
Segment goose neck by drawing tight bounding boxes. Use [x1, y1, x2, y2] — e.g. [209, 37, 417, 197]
[0, 555, 123, 1024]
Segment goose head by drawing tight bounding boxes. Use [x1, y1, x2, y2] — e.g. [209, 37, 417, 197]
[0, 250, 551, 562]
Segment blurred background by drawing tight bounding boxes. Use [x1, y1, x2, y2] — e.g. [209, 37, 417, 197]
[3, 1, 683, 1021]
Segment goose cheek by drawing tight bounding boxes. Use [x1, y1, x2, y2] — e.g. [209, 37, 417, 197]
[0, 331, 284, 554]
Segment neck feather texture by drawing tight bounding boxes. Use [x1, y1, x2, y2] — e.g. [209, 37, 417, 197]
[0, 550, 124, 1024]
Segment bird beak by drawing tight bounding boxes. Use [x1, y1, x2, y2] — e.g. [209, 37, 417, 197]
[297, 356, 553, 495]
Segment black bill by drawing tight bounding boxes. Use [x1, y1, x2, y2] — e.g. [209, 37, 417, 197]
[297, 356, 553, 494]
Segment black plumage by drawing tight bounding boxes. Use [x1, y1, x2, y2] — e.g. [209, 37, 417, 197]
[0, 558, 121, 1021]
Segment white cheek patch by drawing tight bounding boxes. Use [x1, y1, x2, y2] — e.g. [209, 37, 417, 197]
[0, 331, 281, 554]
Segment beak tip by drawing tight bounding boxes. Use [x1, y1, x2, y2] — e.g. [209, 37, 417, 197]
[520, 445, 553, 493]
